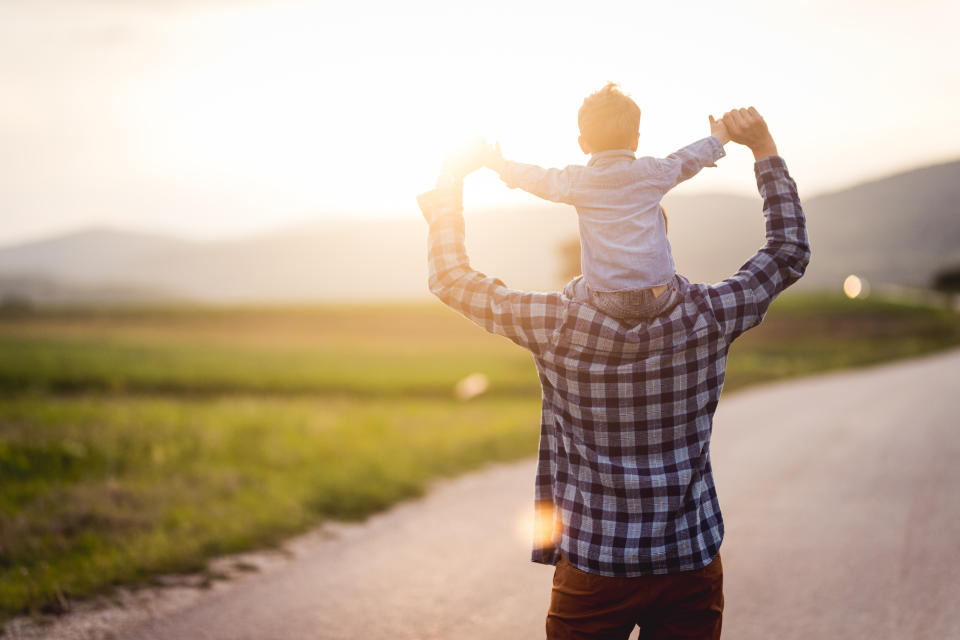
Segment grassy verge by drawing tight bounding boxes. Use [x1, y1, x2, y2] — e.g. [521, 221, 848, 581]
[0, 293, 957, 620]
[0, 395, 540, 616]
[724, 294, 960, 390]
[0, 304, 536, 397]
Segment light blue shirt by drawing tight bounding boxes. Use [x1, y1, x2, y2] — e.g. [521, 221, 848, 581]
[500, 136, 725, 292]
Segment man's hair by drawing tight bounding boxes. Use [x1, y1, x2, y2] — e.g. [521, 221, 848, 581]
[578, 83, 641, 152]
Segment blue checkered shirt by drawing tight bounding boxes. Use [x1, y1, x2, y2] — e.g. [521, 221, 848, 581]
[417, 156, 810, 576]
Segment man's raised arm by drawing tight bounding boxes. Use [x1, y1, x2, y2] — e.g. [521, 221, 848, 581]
[707, 107, 811, 340]
[417, 177, 564, 353]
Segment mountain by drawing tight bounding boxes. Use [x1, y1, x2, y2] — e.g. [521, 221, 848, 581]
[0, 209, 582, 304]
[800, 160, 960, 288]
[1, 159, 958, 304]
[0, 227, 192, 281]
[664, 160, 960, 289]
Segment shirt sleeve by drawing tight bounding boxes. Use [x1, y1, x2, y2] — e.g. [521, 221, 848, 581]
[706, 156, 811, 340]
[652, 136, 726, 192]
[498, 160, 580, 205]
[417, 187, 566, 353]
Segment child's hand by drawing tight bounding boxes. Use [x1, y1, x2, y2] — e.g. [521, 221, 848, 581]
[709, 115, 731, 145]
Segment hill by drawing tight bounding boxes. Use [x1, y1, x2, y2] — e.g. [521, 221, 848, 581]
[1, 159, 958, 303]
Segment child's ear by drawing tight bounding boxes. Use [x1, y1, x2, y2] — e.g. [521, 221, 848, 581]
[629, 133, 639, 152]
[578, 136, 591, 155]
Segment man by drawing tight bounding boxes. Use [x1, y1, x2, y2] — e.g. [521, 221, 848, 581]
[416, 108, 810, 639]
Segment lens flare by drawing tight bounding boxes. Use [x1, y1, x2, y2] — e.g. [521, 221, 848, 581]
[454, 373, 489, 400]
[843, 274, 863, 299]
[515, 501, 561, 549]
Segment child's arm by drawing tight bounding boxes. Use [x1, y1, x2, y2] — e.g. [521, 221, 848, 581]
[485, 143, 580, 205]
[653, 116, 730, 191]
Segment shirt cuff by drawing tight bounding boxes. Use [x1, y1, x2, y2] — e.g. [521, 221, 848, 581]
[416, 186, 463, 227]
[754, 155, 788, 180]
[705, 136, 726, 166]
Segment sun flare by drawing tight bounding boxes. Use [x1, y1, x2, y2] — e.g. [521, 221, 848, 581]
[140, 2, 586, 216]
[5, 0, 959, 242]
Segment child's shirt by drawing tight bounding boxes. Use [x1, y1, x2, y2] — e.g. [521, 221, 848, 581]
[498, 136, 725, 292]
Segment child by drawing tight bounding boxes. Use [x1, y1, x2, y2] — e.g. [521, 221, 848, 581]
[483, 83, 730, 321]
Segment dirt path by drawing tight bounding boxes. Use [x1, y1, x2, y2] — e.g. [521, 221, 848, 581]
[10, 349, 960, 640]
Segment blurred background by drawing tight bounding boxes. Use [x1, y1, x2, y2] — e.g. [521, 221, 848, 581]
[1, 0, 959, 631]
[2, 0, 960, 301]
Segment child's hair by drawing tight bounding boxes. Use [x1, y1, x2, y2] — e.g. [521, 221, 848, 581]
[578, 83, 641, 152]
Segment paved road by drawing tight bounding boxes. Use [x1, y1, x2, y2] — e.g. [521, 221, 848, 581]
[114, 350, 960, 640]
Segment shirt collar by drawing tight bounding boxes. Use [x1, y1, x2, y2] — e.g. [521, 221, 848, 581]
[587, 149, 637, 167]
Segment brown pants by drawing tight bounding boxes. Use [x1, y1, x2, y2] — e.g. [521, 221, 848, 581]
[546, 554, 724, 640]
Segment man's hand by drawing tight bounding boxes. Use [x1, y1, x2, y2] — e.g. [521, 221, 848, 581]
[721, 107, 778, 161]
[440, 137, 491, 182]
[708, 115, 731, 145]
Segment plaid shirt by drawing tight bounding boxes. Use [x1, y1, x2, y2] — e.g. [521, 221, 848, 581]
[417, 156, 810, 576]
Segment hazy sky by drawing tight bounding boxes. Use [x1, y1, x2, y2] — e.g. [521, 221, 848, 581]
[2, 0, 958, 244]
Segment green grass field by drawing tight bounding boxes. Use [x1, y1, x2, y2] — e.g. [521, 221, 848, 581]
[1, 293, 958, 621]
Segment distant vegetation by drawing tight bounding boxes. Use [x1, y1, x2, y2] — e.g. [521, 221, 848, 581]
[1, 294, 958, 622]
[933, 265, 960, 292]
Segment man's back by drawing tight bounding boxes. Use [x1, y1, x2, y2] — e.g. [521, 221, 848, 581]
[419, 155, 809, 576]
[530, 276, 732, 576]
